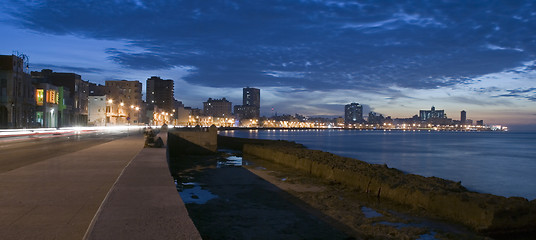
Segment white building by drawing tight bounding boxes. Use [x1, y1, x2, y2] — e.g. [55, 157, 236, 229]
[88, 95, 107, 126]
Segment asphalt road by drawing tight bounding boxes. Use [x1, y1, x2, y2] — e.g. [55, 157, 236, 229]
[0, 130, 137, 174]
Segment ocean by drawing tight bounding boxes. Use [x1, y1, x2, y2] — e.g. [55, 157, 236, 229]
[219, 129, 536, 200]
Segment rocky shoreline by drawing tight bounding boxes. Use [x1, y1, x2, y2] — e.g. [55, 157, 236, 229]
[218, 135, 536, 235]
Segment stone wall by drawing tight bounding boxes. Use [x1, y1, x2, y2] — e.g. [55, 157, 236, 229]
[220, 136, 536, 234]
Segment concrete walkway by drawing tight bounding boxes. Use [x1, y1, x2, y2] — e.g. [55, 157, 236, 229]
[0, 132, 200, 240]
[86, 131, 201, 239]
[0, 135, 145, 240]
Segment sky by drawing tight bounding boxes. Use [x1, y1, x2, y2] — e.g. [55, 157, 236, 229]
[0, 0, 535, 129]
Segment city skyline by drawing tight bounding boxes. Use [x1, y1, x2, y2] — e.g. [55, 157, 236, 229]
[1, 1, 535, 129]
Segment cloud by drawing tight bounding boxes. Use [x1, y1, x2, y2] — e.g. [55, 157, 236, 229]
[31, 63, 104, 74]
[2, 0, 535, 93]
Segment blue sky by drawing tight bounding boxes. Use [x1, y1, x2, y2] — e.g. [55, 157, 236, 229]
[1, 0, 535, 128]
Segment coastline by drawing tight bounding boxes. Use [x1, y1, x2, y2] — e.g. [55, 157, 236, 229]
[218, 135, 536, 235]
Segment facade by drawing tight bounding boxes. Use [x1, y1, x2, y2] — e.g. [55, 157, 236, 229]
[235, 87, 260, 119]
[344, 102, 363, 124]
[244, 87, 260, 107]
[0, 54, 35, 128]
[461, 110, 467, 125]
[146, 76, 174, 112]
[105, 80, 143, 125]
[31, 69, 89, 126]
[203, 98, 232, 118]
[419, 106, 446, 121]
[88, 95, 107, 126]
[89, 82, 106, 96]
[34, 83, 60, 128]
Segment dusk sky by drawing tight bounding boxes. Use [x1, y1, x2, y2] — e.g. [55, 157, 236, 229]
[1, 0, 535, 128]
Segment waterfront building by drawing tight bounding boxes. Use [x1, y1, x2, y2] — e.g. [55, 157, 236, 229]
[146, 76, 174, 112]
[461, 110, 467, 125]
[0, 54, 35, 128]
[244, 87, 260, 107]
[477, 120, 484, 126]
[31, 69, 89, 126]
[419, 106, 446, 121]
[105, 80, 142, 125]
[234, 87, 261, 120]
[88, 95, 107, 126]
[203, 98, 232, 118]
[33, 82, 61, 128]
[344, 102, 363, 124]
[89, 82, 106, 96]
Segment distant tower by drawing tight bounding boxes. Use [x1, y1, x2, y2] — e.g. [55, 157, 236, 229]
[344, 103, 363, 124]
[461, 110, 466, 125]
[146, 76, 174, 112]
[243, 87, 260, 107]
[234, 87, 260, 119]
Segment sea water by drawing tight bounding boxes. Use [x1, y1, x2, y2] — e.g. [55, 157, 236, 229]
[220, 129, 536, 200]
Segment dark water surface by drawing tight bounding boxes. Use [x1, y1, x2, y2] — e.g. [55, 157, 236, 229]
[220, 129, 536, 200]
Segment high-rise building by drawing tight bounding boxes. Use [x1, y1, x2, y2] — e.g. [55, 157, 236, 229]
[204, 98, 232, 118]
[235, 87, 260, 119]
[243, 87, 260, 107]
[146, 76, 174, 112]
[419, 106, 446, 121]
[0, 54, 35, 128]
[344, 102, 363, 124]
[105, 80, 143, 124]
[460, 110, 467, 125]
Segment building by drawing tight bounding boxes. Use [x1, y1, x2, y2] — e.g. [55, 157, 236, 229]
[31, 69, 89, 126]
[344, 102, 363, 124]
[146, 76, 174, 112]
[89, 82, 106, 96]
[234, 87, 261, 119]
[34, 82, 60, 128]
[203, 98, 232, 118]
[88, 95, 107, 126]
[105, 80, 143, 125]
[419, 106, 446, 121]
[0, 54, 35, 128]
[461, 110, 467, 125]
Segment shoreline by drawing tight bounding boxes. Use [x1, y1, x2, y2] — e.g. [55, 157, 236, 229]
[217, 135, 536, 235]
[218, 127, 506, 132]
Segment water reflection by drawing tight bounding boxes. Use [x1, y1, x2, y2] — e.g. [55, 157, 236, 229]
[361, 206, 382, 218]
[175, 180, 218, 204]
[217, 156, 245, 168]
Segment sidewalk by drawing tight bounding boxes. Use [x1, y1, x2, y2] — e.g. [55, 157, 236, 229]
[86, 131, 201, 239]
[0, 135, 145, 240]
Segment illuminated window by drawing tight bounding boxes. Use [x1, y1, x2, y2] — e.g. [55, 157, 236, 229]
[36, 89, 44, 106]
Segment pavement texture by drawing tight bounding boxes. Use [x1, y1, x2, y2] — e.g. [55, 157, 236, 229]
[1, 131, 200, 240]
[0, 134, 145, 240]
[86, 131, 201, 240]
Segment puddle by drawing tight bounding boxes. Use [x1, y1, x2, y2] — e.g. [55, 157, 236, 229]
[374, 221, 409, 229]
[361, 206, 383, 218]
[417, 231, 438, 240]
[217, 156, 245, 168]
[175, 180, 218, 204]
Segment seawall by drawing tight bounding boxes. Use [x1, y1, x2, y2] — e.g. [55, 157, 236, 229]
[218, 135, 536, 234]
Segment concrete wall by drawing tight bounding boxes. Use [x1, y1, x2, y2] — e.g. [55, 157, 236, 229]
[168, 126, 218, 155]
[232, 138, 536, 234]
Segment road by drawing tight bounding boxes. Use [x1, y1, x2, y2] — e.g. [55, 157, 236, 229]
[0, 129, 140, 173]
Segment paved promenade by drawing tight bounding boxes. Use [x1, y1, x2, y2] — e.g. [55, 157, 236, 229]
[0, 132, 200, 240]
[86, 132, 200, 240]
